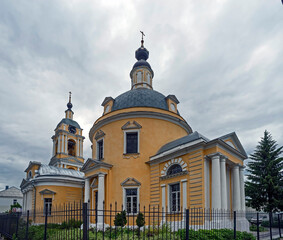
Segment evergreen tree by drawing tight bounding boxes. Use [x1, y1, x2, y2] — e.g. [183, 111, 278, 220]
[245, 130, 283, 212]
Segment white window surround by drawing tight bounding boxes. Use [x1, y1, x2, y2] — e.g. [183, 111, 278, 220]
[96, 137, 104, 160]
[167, 181, 181, 213]
[123, 129, 140, 154]
[122, 186, 140, 214]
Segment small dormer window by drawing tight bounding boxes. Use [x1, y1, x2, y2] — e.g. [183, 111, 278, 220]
[28, 170, 32, 179]
[105, 105, 110, 113]
[170, 103, 176, 111]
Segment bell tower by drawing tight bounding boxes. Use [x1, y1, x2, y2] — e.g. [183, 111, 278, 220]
[50, 92, 85, 170]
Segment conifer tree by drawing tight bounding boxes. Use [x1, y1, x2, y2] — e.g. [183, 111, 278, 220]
[245, 130, 283, 212]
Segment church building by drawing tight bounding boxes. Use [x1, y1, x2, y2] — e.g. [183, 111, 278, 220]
[21, 38, 248, 227]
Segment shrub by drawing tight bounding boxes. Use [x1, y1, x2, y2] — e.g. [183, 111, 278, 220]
[176, 228, 256, 240]
[250, 224, 267, 232]
[114, 210, 127, 227]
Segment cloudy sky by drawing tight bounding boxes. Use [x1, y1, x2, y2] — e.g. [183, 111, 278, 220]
[0, 0, 282, 190]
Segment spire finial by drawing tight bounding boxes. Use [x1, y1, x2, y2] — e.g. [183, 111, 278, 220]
[67, 91, 73, 110]
[140, 31, 145, 47]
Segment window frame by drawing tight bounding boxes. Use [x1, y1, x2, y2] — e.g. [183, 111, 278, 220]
[96, 138, 104, 160]
[168, 182, 181, 213]
[123, 130, 140, 154]
[44, 198, 52, 216]
[123, 186, 140, 215]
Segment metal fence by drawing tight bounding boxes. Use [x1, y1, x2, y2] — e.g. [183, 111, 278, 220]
[0, 203, 282, 240]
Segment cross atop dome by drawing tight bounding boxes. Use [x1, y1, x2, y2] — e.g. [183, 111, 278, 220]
[66, 91, 74, 119]
[130, 33, 154, 90]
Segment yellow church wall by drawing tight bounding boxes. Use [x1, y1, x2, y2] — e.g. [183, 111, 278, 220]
[154, 149, 205, 211]
[91, 114, 188, 211]
[34, 185, 83, 209]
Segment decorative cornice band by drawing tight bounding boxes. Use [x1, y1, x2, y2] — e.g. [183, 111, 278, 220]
[89, 111, 192, 142]
[160, 170, 188, 180]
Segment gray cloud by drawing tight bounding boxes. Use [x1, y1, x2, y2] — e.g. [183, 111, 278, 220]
[0, 0, 282, 190]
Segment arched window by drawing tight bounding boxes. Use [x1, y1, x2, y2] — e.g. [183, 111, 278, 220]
[68, 139, 76, 156]
[167, 164, 182, 176]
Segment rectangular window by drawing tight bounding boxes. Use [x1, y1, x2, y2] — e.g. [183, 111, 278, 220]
[126, 132, 138, 153]
[170, 183, 180, 212]
[13, 199, 17, 205]
[44, 198, 52, 216]
[126, 188, 137, 214]
[97, 140, 103, 160]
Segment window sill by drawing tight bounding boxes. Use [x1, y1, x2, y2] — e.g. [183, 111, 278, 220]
[123, 153, 140, 159]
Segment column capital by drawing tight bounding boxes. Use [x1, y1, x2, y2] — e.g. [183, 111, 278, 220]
[160, 184, 166, 188]
[233, 163, 240, 169]
[98, 172, 106, 177]
[206, 152, 227, 160]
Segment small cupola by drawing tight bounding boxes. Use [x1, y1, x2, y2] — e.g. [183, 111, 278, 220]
[130, 32, 154, 90]
[65, 92, 74, 119]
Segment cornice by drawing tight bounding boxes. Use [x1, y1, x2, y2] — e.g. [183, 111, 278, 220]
[89, 110, 192, 142]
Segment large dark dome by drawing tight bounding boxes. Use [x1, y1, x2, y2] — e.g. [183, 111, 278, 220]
[112, 88, 169, 111]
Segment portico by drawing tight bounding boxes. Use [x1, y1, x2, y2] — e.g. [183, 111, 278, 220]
[80, 158, 112, 227]
[205, 153, 245, 211]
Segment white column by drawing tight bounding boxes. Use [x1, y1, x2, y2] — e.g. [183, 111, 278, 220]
[161, 184, 166, 211]
[181, 179, 187, 210]
[58, 135, 61, 153]
[97, 173, 105, 225]
[226, 167, 231, 209]
[80, 140, 83, 157]
[220, 157, 227, 210]
[239, 166, 246, 211]
[76, 139, 79, 157]
[84, 178, 90, 203]
[65, 135, 68, 154]
[161, 184, 166, 222]
[232, 165, 241, 211]
[52, 140, 55, 156]
[204, 157, 210, 209]
[211, 154, 221, 209]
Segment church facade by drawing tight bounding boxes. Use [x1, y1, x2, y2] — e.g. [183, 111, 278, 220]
[21, 39, 247, 226]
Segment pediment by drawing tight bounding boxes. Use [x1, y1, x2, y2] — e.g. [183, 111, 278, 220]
[121, 177, 141, 186]
[95, 130, 105, 140]
[39, 189, 56, 195]
[81, 158, 113, 173]
[219, 132, 247, 157]
[121, 121, 142, 130]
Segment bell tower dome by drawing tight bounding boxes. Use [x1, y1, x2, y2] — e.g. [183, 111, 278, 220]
[50, 92, 85, 170]
[130, 33, 154, 90]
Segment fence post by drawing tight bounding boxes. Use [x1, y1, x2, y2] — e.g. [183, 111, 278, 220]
[15, 212, 20, 238]
[44, 206, 48, 240]
[25, 210, 29, 240]
[256, 212, 259, 240]
[268, 212, 273, 240]
[185, 209, 189, 240]
[278, 213, 282, 238]
[83, 203, 88, 240]
[233, 211, 236, 240]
